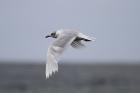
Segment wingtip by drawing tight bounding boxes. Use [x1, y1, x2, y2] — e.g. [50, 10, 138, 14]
[45, 63, 58, 79]
[45, 70, 58, 79]
[91, 37, 96, 41]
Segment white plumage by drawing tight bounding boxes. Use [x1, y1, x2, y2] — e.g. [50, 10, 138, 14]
[45, 29, 95, 79]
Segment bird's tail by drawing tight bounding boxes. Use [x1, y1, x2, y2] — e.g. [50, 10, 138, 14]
[46, 60, 58, 79]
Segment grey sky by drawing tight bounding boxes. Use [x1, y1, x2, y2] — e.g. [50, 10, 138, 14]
[0, 0, 140, 63]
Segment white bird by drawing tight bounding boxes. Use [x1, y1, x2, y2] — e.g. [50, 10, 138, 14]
[45, 29, 95, 79]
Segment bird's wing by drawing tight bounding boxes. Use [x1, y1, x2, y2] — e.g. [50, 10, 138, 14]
[46, 33, 76, 78]
[71, 37, 85, 48]
[78, 32, 96, 41]
[71, 33, 95, 48]
[46, 45, 64, 78]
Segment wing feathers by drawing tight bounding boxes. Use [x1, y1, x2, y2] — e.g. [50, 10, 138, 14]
[78, 33, 96, 41]
[71, 40, 85, 48]
[71, 32, 95, 49]
[46, 46, 62, 79]
[46, 56, 58, 78]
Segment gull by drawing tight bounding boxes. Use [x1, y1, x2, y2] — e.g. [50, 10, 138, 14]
[45, 29, 95, 79]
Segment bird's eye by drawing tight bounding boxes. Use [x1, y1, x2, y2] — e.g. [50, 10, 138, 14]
[51, 32, 57, 38]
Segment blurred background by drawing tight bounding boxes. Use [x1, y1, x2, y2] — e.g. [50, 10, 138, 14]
[0, 0, 140, 93]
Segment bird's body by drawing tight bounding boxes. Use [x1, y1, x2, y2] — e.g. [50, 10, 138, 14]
[45, 29, 95, 78]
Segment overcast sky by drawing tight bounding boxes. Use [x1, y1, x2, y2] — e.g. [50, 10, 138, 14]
[0, 0, 140, 63]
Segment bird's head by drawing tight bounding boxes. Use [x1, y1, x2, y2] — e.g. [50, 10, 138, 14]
[45, 31, 58, 38]
[45, 29, 64, 39]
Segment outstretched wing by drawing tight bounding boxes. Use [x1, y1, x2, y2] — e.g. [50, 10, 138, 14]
[71, 32, 96, 49]
[46, 32, 76, 78]
[46, 46, 64, 78]
[78, 33, 96, 41]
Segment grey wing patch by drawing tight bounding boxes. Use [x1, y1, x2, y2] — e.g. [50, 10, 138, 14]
[71, 37, 85, 48]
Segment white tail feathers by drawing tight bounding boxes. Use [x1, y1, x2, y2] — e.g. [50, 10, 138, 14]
[46, 62, 58, 79]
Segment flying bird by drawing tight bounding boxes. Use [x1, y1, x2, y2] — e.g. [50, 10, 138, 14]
[45, 29, 95, 78]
